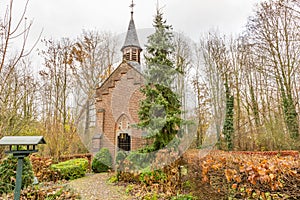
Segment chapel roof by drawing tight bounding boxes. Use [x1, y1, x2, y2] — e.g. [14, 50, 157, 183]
[121, 11, 142, 51]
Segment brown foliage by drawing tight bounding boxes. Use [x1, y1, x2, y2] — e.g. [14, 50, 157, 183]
[29, 155, 60, 182]
[2, 181, 80, 200]
[185, 150, 300, 199]
[117, 149, 185, 199]
[115, 149, 300, 199]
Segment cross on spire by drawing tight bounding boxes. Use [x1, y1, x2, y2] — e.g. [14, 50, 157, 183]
[130, 0, 135, 13]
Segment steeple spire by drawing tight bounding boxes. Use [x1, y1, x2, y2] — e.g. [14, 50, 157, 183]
[121, 0, 142, 64]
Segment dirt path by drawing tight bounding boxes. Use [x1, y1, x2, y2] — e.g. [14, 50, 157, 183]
[68, 173, 133, 200]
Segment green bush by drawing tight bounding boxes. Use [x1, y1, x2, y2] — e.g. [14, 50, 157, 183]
[116, 150, 128, 165]
[171, 194, 195, 200]
[115, 150, 128, 173]
[125, 151, 152, 171]
[0, 155, 34, 194]
[51, 158, 88, 180]
[139, 169, 166, 186]
[92, 148, 112, 173]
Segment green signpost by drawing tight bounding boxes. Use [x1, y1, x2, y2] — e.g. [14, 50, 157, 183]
[0, 136, 46, 200]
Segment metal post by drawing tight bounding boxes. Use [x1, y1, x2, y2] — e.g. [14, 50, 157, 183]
[14, 156, 24, 200]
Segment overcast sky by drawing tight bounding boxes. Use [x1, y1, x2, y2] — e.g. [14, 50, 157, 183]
[2, 0, 264, 46]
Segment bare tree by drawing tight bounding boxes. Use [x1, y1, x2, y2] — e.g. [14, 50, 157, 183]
[0, 0, 40, 141]
[199, 32, 229, 149]
[39, 38, 83, 157]
[173, 33, 192, 111]
[0, 0, 39, 94]
[247, 0, 300, 140]
[70, 30, 117, 149]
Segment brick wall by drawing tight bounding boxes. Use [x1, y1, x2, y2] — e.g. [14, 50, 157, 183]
[95, 62, 145, 160]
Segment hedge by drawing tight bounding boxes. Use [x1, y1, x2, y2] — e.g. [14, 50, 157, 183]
[51, 158, 88, 180]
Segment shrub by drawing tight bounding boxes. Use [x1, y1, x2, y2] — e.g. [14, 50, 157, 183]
[115, 150, 128, 165]
[123, 150, 152, 171]
[0, 155, 34, 194]
[139, 169, 166, 186]
[51, 158, 88, 180]
[125, 184, 134, 194]
[115, 150, 128, 173]
[92, 148, 112, 173]
[118, 152, 184, 199]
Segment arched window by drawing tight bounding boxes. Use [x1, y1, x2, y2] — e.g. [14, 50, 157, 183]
[118, 133, 131, 151]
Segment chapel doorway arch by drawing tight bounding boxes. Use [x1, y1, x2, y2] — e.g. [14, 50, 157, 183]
[116, 114, 131, 152]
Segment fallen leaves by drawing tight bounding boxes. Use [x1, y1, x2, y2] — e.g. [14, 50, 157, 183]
[186, 150, 300, 199]
[1, 181, 80, 200]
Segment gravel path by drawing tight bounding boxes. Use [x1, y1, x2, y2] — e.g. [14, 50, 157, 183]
[68, 173, 133, 200]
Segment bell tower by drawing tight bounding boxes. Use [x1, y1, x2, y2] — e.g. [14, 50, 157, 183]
[121, 0, 142, 64]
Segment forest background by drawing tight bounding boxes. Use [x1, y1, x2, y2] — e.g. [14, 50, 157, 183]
[0, 0, 300, 158]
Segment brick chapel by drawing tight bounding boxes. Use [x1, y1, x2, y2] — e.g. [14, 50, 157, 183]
[92, 7, 145, 159]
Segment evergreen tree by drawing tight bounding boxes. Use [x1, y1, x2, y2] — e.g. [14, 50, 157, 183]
[222, 78, 234, 150]
[137, 9, 182, 152]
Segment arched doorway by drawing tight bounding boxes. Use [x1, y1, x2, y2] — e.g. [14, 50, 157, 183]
[118, 133, 131, 151]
